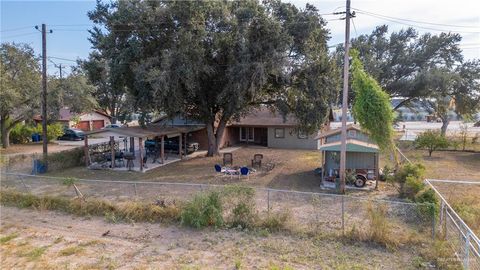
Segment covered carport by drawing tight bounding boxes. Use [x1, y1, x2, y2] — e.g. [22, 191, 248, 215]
[83, 125, 204, 172]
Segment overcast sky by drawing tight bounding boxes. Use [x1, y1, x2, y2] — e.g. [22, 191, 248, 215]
[1, 0, 479, 76]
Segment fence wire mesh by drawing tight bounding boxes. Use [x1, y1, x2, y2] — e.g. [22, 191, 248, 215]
[427, 179, 480, 270]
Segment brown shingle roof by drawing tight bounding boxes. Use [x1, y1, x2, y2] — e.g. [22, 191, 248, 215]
[229, 107, 298, 127]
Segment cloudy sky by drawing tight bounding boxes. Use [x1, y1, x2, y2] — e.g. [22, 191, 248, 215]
[1, 0, 479, 76]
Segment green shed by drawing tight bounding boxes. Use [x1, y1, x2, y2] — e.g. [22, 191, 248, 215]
[316, 124, 379, 187]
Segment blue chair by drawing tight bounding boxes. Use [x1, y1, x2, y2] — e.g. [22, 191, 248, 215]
[239, 167, 250, 180]
[214, 164, 223, 173]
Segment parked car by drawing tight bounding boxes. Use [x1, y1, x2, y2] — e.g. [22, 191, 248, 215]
[103, 123, 123, 129]
[145, 138, 199, 154]
[57, 128, 85, 141]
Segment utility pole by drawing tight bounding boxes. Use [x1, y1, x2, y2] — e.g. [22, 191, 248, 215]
[339, 0, 352, 194]
[36, 24, 52, 168]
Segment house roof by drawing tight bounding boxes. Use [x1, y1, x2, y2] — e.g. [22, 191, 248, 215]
[34, 108, 111, 121]
[318, 139, 379, 153]
[315, 124, 363, 139]
[229, 107, 298, 127]
[85, 125, 205, 138]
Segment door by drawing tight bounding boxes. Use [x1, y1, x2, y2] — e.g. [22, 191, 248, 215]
[92, 120, 105, 130]
[76, 121, 90, 131]
[240, 127, 254, 142]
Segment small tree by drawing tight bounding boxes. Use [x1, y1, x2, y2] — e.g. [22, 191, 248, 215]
[459, 122, 469, 151]
[415, 130, 449, 157]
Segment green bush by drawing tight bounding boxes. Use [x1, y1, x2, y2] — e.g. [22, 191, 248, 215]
[222, 185, 256, 229]
[181, 191, 223, 228]
[259, 212, 290, 232]
[34, 123, 64, 142]
[43, 148, 84, 171]
[388, 163, 425, 199]
[415, 188, 439, 220]
[10, 124, 35, 144]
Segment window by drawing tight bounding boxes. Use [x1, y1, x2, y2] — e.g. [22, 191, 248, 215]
[240, 127, 254, 142]
[347, 130, 357, 138]
[274, 128, 285, 138]
[297, 130, 308, 139]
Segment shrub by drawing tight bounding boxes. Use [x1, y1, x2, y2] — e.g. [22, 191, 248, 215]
[414, 130, 449, 157]
[10, 124, 35, 144]
[388, 163, 425, 199]
[415, 188, 439, 220]
[181, 191, 223, 228]
[34, 123, 64, 142]
[43, 147, 84, 171]
[258, 212, 290, 232]
[221, 185, 256, 229]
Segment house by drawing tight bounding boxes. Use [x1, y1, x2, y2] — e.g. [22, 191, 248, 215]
[316, 124, 379, 187]
[34, 108, 111, 131]
[153, 107, 333, 150]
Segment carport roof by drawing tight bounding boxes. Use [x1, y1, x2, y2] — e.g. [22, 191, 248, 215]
[85, 125, 205, 138]
[318, 139, 379, 153]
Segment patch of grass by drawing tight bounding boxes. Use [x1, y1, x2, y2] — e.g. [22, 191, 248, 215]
[181, 191, 223, 228]
[258, 212, 290, 232]
[0, 232, 18, 244]
[59, 245, 84, 256]
[18, 246, 48, 261]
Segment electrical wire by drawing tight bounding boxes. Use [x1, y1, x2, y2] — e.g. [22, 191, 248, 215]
[354, 10, 480, 34]
[0, 26, 35, 32]
[351, 8, 479, 29]
[351, 17, 358, 38]
[48, 56, 78, 62]
[1, 32, 38, 39]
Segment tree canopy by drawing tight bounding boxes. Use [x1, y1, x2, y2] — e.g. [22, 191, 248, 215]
[87, 0, 339, 155]
[0, 43, 41, 148]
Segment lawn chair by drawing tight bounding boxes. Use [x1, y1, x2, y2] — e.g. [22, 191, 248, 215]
[223, 153, 233, 166]
[251, 154, 263, 168]
[214, 164, 237, 179]
[239, 167, 250, 180]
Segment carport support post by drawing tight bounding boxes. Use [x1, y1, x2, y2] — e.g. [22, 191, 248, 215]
[110, 136, 115, 168]
[374, 153, 379, 190]
[341, 195, 345, 236]
[84, 135, 90, 167]
[161, 135, 165, 163]
[139, 137, 144, 172]
[179, 133, 183, 159]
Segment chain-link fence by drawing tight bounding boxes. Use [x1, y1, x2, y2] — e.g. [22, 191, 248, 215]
[427, 179, 480, 270]
[1, 172, 437, 238]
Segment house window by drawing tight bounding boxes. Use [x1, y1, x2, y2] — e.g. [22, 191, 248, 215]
[274, 128, 285, 138]
[348, 130, 357, 138]
[240, 127, 254, 142]
[298, 130, 308, 139]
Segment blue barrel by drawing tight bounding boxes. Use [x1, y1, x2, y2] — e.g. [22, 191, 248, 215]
[32, 159, 47, 174]
[32, 133, 40, 142]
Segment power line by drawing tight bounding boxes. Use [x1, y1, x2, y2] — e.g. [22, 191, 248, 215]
[351, 8, 479, 29]
[1, 32, 38, 39]
[354, 10, 480, 34]
[351, 17, 358, 38]
[48, 56, 78, 62]
[0, 26, 35, 32]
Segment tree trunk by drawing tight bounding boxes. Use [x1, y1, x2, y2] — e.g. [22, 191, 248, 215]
[1, 122, 10, 149]
[440, 118, 449, 136]
[206, 121, 218, 156]
[428, 149, 433, 157]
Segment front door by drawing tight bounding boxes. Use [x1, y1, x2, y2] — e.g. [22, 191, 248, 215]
[239, 127, 254, 142]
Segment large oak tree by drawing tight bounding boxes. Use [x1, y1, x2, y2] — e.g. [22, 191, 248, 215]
[87, 0, 339, 155]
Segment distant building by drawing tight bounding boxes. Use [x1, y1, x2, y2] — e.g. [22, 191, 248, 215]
[34, 107, 111, 131]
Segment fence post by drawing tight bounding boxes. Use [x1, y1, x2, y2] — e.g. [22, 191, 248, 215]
[443, 206, 447, 239]
[19, 176, 28, 192]
[267, 189, 270, 216]
[431, 203, 436, 240]
[341, 195, 345, 236]
[133, 183, 137, 196]
[464, 230, 470, 269]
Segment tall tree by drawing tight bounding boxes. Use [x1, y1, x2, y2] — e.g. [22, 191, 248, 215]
[334, 25, 463, 109]
[87, 0, 339, 156]
[0, 43, 41, 148]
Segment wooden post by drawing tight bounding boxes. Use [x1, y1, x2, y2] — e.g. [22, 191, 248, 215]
[84, 135, 90, 167]
[184, 133, 187, 157]
[161, 135, 165, 163]
[110, 136, 115, 168]
[129, 137, 135, 154]
[179, 133, 183, 159]
[374, 152, 379, 190]
[139, 137, 144, 172]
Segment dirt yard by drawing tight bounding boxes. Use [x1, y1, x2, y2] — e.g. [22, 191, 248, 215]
[46, 147, 328, 192]
[0, 143, 77, 157]
[0, 206, 426, 270]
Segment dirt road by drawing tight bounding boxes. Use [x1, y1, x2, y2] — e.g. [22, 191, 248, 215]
[0, 207, 417, 269]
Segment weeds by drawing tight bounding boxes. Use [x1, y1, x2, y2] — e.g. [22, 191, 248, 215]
[181, 191, 223, 228]
[19, 246, 48, 261]
[258, 212, 290, 232]
[0, 232, 18, 244]
[59, 245, 84, 256]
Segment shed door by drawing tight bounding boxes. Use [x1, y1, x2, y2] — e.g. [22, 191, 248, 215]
[92, 120, 104, 130]
[76, 121, 90, 131]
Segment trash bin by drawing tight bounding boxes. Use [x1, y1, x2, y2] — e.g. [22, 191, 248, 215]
[31, 133, 40, 142]
[32, 159, 47, 174]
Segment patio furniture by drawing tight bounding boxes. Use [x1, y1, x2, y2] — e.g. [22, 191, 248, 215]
[239, 167, 250, 180]
[251, 154, 263, 168]
[223, 153, 233, 166]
